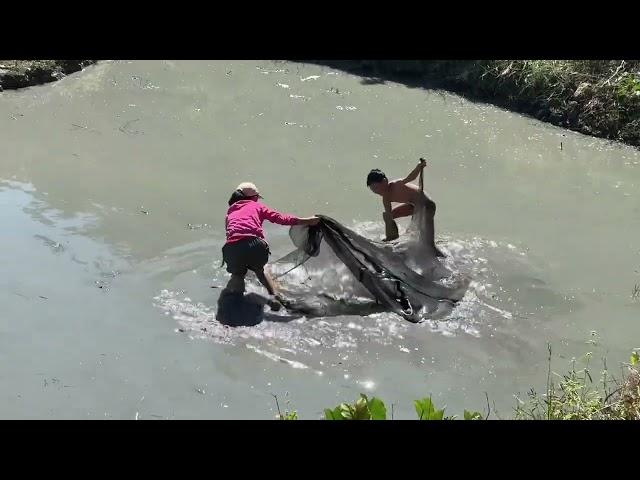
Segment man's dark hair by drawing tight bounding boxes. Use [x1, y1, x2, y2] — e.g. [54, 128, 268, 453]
[366, 169, 387, 186]
[228, 189, 246, 206]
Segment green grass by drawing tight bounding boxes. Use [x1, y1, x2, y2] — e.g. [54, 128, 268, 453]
[274, 347, 640, 420]
[473, 60, 640, 145]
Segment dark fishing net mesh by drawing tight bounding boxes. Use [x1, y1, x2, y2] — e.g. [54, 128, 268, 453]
[270, 212, 469, 323]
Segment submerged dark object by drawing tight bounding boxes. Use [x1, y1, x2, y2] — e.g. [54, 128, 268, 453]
[277, 292, 387, 318]
[273, 215, 469, 323]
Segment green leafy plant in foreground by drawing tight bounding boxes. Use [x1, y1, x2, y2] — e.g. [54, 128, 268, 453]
[414, 397, 445, 420]
[323, 394, 484, 420]
[463, 410, 484, 420]
[275, 349, 639, 420]
[513, 347, 640, 420]
[279, 411, 298, 420]
[272, 394, 298, 420]
[324, 394, 387, 420]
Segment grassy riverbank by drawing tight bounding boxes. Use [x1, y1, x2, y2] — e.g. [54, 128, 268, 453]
[302, 60, 640, 147]
[0, 60, 96, 90]
[275, 349, 640, 420]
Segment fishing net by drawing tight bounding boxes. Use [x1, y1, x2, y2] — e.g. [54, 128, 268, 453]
[270, 208, 469, 323]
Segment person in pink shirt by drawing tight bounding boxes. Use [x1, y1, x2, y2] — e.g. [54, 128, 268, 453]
[222, 182, 319, 309]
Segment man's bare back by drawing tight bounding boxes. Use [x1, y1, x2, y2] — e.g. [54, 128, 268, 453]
[366, 159, 445, 257]
[384, 180, 427, 208]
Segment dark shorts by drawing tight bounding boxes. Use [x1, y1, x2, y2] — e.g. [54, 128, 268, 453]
[222, 237, 270, 276]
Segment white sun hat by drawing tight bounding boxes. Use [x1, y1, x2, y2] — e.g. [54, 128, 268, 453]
[236, 182, 262, 198]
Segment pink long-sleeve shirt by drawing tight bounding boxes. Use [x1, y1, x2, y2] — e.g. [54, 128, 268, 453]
[225, 200, 300, 244]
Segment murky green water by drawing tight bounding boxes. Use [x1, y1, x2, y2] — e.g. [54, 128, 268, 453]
[1, 60, 639, 419]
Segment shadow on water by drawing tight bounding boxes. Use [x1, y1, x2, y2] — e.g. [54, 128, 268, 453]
[216, 289, 304, 327]
[293, 60, 573, 121]
[296, 60, 447, 91]
[360, 77, 387, 86]
[215, 287, 388, 327]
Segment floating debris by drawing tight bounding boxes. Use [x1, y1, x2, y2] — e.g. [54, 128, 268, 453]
[34, 235, 65, 254]
[119, 118, 142, 136]
[187, 223, 211, 230]
[101, 270, 120, 279]
[131, 75, 159, 90]
[257, 66, 289, 74]
[301, 75, 320, 82]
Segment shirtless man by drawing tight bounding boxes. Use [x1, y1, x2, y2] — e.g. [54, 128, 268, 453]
[366, 158, 445, 257]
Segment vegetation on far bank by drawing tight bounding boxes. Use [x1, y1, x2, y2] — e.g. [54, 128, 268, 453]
[303, 60, 640, 147]
[0, 60, 95, 90]
[274, 348, 640, 420]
